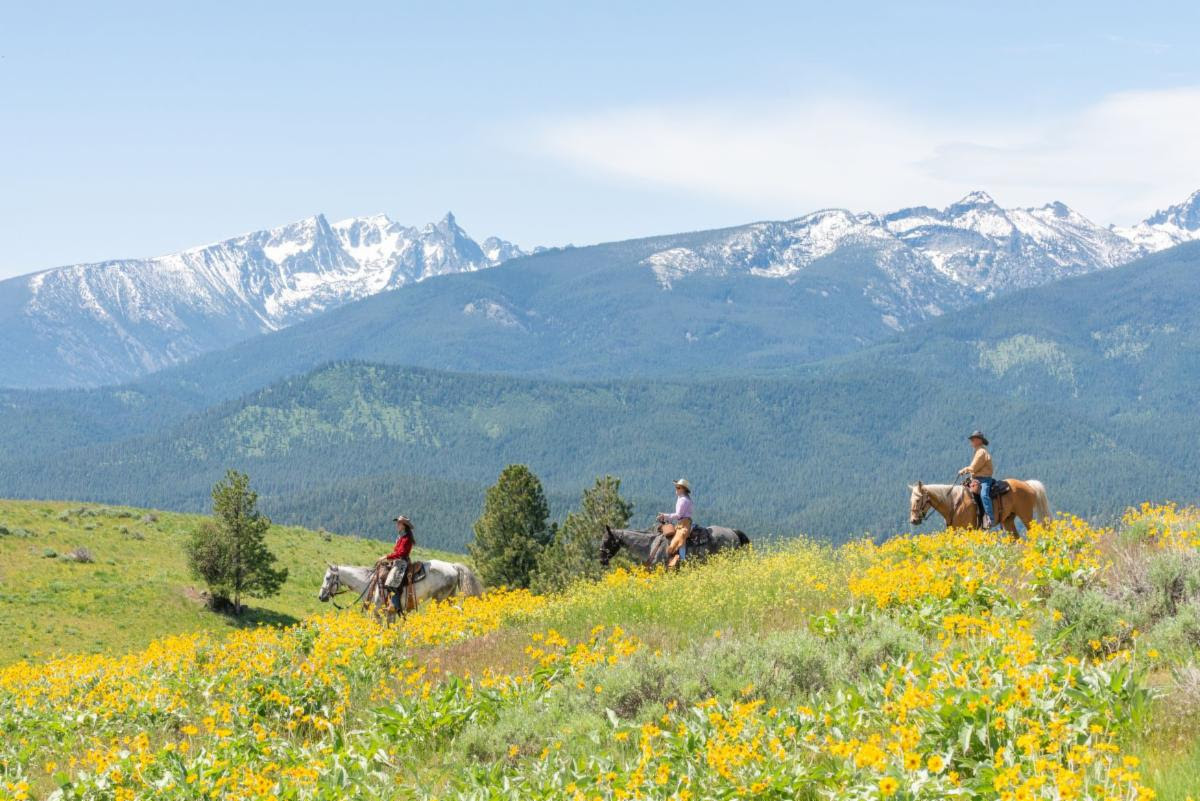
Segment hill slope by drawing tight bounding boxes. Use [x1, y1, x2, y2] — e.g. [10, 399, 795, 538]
[0, 499, 458, 664]
[2, 505, 1198, 799]
[3, 244, 1200, 545]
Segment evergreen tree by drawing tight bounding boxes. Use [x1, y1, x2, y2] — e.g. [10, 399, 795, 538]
[469, 464, 552, 588]
[533, 475, 633, 593]
[186, 469, 288, 613]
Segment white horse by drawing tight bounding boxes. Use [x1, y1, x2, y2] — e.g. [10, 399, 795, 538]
[317, 560, 483, 620]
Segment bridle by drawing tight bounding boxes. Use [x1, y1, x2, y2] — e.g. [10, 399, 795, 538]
[599, 529, 620, 567]
[322, 566, 372, 610]
[911, 487, 933, 525]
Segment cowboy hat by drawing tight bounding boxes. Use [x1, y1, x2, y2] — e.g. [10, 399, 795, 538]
[967, 431, 989, 446]
[673, 478, 691, 491]
[392, 515, 412, 526]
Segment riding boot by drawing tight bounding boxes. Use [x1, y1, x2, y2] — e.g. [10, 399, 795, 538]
[982, 515, 994, 529]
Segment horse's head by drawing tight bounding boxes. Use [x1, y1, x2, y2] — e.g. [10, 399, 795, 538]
[599, 526, 621, 567]
[909, 481, 931, 526]
[317, 564, 340, 602]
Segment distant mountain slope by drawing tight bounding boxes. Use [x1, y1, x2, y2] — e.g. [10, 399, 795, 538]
[4, 243, 1199, 544]
[5, 190, 1199, 391]
[0, 213, 525, 389]
[54, 189, 1199, 405]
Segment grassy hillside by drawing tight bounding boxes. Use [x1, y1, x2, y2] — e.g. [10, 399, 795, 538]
[2, 503, 1199, 800]
[0, 500, 459, 664]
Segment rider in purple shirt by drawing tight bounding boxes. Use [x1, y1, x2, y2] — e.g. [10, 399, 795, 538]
[657, 479, 694, 566]
[664, 493, 693, 523]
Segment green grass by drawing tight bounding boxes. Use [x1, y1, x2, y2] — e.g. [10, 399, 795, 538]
[1146, 740, 1200, 800]
[0, 499, 460, 664]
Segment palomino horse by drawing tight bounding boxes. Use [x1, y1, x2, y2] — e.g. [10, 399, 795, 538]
[599, 524, 749, 568]
[909, 479, 1051, 536]
[317, 560, 484, 622]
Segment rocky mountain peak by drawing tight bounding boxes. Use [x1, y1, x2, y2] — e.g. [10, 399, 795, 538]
[1145, 189, 1200, 230]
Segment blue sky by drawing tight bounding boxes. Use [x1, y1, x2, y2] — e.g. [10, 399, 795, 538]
[2, 0, 1199, 278]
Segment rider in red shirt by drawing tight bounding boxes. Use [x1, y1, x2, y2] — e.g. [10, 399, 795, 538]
[383, 515, 415, 612]
[386, 517, 415, 561]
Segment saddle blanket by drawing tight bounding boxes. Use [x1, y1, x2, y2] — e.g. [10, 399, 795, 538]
[385, 561, 427, 589]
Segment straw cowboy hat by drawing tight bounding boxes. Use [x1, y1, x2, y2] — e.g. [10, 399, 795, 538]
[673, 478, 691, 491]
[967, 431, 989, 446]
[392, 515, 412, 526]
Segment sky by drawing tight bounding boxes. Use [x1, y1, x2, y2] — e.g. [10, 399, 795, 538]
[2, 0, 1200, 279]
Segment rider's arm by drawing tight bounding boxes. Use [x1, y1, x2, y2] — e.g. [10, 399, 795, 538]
[960, 449, 988, 476]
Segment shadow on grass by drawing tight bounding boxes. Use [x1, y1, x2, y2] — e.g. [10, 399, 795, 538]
[219, 606, 301, 630]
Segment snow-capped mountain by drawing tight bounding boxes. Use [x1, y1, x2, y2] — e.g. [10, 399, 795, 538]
[644, 208, 973, 330]
[1113, 190, 1200, 252]
[644, 190, 1192, 313]
[4, 189, 1200, 390]
[0, 213, 524, 388]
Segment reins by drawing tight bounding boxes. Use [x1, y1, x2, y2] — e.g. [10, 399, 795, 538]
[328, 571, 374, 611]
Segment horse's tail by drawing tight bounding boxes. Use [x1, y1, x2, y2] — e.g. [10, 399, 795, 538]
[1027, 480, 1051, 522]
[735, 529, 750, 546]
[455, 563, 484, 597]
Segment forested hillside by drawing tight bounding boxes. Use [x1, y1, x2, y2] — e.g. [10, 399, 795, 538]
[2, 244, 1198, 549]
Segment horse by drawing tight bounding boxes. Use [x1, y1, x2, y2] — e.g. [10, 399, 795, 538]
[599, 524, 749, 568]
[908, 479, 1051, 537]
[317, 560, 484, 622]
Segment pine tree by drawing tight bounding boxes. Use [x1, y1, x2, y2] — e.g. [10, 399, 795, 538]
[533, 475, 633, 593]
[186, 469, 288, 614]
[469, 464, 552, 588]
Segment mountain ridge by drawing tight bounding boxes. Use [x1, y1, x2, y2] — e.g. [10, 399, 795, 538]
[4, 190, 1200, 390]
[0, 212, 527, 388]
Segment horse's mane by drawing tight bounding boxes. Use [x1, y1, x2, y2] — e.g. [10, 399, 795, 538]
[922, 483, 964, 508]
[334, 564, 375, 580]
[609, 527, 662, 550]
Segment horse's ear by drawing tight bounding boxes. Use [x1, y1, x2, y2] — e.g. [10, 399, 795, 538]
[916, 481, 924, 490]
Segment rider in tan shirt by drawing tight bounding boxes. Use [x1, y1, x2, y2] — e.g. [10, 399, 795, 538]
[958, 431, 995, 527]
[962, 444, 993, 478]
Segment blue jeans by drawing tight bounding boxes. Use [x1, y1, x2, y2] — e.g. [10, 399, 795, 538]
[977, 477, 996, 523]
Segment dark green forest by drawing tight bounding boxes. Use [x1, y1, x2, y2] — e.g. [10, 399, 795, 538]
[2, 244, 1198, 551]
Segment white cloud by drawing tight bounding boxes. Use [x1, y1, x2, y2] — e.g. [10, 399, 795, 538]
[538, 87, 1200, 225]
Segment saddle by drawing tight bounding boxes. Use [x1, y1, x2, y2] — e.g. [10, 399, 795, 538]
[384, 560, 427, 588]
[373, 560, 427, 615]
[687, 526, 713, 547]
[967, 479, 1011, 525]
[658, 522, 710, 547]
[968, 479, 1011, 500]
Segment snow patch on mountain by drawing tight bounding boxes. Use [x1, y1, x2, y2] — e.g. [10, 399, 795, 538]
[463, 299, 524, 329]
[641, 189, 1198, 331]
[1114, 190, 1200, 251]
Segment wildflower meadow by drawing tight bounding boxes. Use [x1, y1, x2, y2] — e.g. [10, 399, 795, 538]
[3, 505, 1200, 800]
